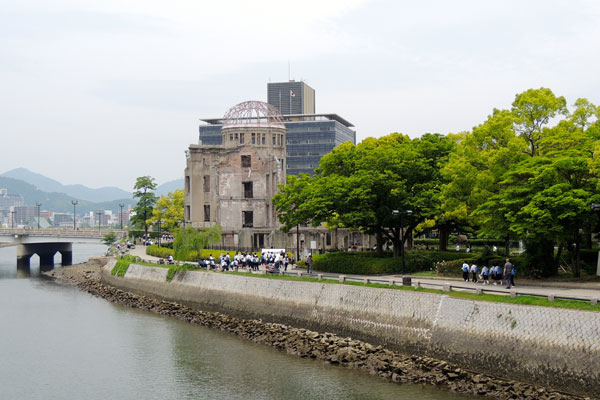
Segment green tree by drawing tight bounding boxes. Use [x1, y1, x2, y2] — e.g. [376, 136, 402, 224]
[441, 109, 526, 252]
[476, 103, 600, 276]
[102, 231, 118, 247]
[172, 225, 221, 261]
[148, 190, 184, 234]
[131, 176, 158, 238]
[511, 87, 568, 157]
[274, 133, 453, 257]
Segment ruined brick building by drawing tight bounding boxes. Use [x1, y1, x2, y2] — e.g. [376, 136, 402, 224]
[184, 101, 288, 249]
[186, 100, 374, 255]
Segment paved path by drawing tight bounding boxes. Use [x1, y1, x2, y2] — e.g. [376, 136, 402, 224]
[124, 245, 600, 301]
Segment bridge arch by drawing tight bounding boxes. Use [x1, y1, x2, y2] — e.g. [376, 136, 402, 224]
[16, 242, 73, 268]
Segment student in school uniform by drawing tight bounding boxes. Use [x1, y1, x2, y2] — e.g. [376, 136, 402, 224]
[462, 262, 470, 282]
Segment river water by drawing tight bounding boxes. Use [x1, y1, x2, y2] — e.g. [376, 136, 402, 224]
[0, 244, 472, 399]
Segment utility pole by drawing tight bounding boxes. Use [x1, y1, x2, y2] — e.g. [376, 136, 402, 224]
[119, 203, 124, 230]
[36, 203, 42, 229]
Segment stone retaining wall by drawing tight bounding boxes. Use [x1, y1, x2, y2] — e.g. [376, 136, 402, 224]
[101, 262, 600, 397]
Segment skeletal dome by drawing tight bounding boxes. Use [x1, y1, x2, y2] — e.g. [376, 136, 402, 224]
[223, 100, 285, 129]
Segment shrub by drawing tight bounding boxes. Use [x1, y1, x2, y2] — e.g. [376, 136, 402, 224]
[146, 245, 174, 258]
[312, 250, 473, 275]
[111, 255, 136, 277]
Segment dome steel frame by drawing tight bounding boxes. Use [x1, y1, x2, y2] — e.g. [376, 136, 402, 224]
[223, 100, 285, 129]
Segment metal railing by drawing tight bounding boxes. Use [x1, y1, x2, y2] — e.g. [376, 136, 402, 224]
[124, 255, 599, 306]
[0, 228, 125, 237]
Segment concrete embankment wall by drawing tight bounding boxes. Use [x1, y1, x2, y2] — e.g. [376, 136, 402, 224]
[101, 261, 600, 397]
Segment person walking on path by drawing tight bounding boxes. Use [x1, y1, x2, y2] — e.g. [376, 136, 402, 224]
[504, 258, 513, 289]
[510, 264, 516, 287]
[470, 263, 478, 283]
[306, 254, 313, 274]
[462, 262, 470, 282]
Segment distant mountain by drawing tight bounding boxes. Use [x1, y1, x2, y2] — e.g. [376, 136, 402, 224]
[1, 168, 131, 202]
[156, 178, 184, 196]
[0, 176, 135, 214]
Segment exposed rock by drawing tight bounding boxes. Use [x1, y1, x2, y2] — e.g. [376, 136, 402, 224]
[45, 262, 586, 400]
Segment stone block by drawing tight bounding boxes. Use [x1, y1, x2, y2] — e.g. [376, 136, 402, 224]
[318, 274, 323, 281]
[443, 284, 451, 292]
[591, 298, 598, 306]
[339, 275, 346, 283]
[510, 290, 517, 298]
[475, 288, 483, 295]
[414, 281, 421, 289]
[389, 280, 395, 287]
[297, 271, 303, 277]
[548, 294, 555, 302]
[363, 278, 369, 284]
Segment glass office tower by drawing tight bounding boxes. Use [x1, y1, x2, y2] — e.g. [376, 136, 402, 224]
[199, 114, 355, 176]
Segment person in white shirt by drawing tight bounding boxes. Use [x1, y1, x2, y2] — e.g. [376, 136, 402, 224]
[470, 264, 478, 283]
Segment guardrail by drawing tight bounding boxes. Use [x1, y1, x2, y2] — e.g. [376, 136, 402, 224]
[125, 255, 599, 306]
[0, 229, 125, 237]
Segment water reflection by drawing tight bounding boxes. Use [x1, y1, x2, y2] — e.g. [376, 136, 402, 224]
[0, 245, 474, 400]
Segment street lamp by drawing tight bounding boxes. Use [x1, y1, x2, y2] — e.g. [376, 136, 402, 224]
[119, 203, 124, 230]
[591, 203, 600, 276]
[392, 209, 413, 278]
[71, 200, 78, 230]
[36, 203, 42, 229]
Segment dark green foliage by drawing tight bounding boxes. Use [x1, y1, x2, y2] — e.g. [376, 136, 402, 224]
[312, 251, 470, 275]
[523, 238, 556, 277]
[102, 231, 118, 247]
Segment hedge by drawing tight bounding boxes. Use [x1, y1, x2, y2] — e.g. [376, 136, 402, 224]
[311, 250, 472, 275]
[308, 250, 536, 276]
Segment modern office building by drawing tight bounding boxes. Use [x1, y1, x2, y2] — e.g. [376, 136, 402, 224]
[10, 205, 37, 226]
[53, 213, 73, 227]
[267, 80, 315, 115]
[198, 82, 356, 176]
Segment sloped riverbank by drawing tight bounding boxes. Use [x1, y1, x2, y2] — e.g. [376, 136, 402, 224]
[45, 259, 591, 400]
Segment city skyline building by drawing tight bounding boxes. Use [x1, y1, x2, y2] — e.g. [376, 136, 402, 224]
[267, 80, 315, 115]
[199, 81, 356, 176]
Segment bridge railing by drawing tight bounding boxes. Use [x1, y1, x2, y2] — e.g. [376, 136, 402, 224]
[0, 228, 126, 237]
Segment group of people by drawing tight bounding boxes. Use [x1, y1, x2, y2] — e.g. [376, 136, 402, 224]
[198, 251, 292, 273]
[461, 258, 516, 289]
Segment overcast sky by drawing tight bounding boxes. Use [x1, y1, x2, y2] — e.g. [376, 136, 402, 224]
[1, 0, 599, 191]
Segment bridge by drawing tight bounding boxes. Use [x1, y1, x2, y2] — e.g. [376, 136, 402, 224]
[0, 228, 125, 267]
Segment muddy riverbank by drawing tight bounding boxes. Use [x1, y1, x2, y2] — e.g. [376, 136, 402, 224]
[44, 260, 589, 400]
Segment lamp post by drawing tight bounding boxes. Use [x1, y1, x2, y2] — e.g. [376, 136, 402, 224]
[591, 203, 600, 276]
[119, 203, 124, 230]
[157, 220, 162, 247]
[296, 223, 300, 262]
[71, 200, 78, 230]
[36, 203, 42, 229]
[96, 211, 102, 233]
[392, 209, 413, 278]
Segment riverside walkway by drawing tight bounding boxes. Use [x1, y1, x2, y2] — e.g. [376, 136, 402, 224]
[125, 246, 600, 301]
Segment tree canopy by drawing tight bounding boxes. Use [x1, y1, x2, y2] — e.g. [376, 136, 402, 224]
[274, 87, 600, 276]
[148, 189, 184, 233]
[131, 176, 158, 237]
